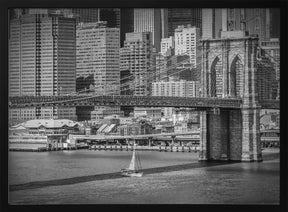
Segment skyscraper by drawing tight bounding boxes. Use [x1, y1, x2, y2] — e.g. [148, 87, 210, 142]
[152, 80, 199, 97]
[220, 8, 271, 42]
[9, 8, 99, 23]
[99, 8, 121, 28]
[76, 21, 120, 121]
[155, 53, 170, 82]
[160, 36, 174, 56]
[269, 8, 280, 39]
[202, 8, 222, 39]
[174, 25, 201, 70]
[76, 22, 120, 95]
[72, 8, 99, 23]
[134, 8, 164, 52]
[222, 8, 243, 31]
[256, 57, 277, 100]
[98, 8, 136, 47]
[9, 8, 27, 19]
[168, 8, 202, 37]
[161, 9, 168, 38]
[120, 8, 134, 47]
[260, 38, 280, 99]
[245, 8, 270, 42]
[152, 80, 199, 117]
[120, 32, 153, 96]
[9, 14, 76, 96]
[9, 13, 77, 122]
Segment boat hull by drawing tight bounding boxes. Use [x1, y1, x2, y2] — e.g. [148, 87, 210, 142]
[121, 169, 143, 177]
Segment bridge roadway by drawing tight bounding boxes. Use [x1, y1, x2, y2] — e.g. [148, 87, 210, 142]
[9, 95, 279, 109]
[10, 95, 242, 109]
[69, 131, 200, 141]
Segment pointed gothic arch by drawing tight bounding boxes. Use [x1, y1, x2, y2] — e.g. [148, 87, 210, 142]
[209, 56, 222, 97]
[229, 55, 243, 97]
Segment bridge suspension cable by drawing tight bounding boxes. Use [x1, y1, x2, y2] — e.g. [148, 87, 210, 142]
[10, 42, 279, 106]
[73, 43, 252, 95]
[11, 43, 247, 106]
[72, 43, 240, 96]
[76, 42, 275, 97]
[73, 47, 203, 95]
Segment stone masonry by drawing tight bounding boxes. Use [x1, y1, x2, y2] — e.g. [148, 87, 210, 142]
[199, 35, 262, 162]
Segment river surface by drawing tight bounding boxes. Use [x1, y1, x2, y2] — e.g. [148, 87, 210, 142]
[8, 149, 280, 204]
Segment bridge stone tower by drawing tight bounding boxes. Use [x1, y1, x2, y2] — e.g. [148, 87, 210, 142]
[199, 35, 262, 162]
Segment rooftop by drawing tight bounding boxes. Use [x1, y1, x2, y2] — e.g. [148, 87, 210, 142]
[12, 119, 81, 129]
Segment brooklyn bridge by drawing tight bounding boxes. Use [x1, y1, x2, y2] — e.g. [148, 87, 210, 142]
[9, 36, 280, 162]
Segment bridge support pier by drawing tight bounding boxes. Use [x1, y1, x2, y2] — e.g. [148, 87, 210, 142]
[199, 110, 229, 161]
[241, 107, 262, 162]
[199, 108, 262, 162]
[199, 111, 208, 161]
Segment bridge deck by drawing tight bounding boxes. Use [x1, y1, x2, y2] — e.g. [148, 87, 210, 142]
[9, 95, 279, 109]
[9, 95, 242, 109]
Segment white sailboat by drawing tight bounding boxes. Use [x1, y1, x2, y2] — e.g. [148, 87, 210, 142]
[121, 142, 143, 177]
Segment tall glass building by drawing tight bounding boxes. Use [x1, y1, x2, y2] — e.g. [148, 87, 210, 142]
[202, 8, 222, 39]
[120, 32, 154, 96]
[76, 22, 120, 95]
[168, 8, 202, 37]
[134, 9, 164, 52]
[9, 13, 77, 122]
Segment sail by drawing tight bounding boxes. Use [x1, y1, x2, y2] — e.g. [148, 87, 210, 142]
[128, 145, 136, 170]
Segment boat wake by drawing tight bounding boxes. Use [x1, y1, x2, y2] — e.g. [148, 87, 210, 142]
[10, 161, 237, 192]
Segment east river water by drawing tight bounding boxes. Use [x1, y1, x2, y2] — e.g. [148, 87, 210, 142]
[8, 149, 280, 204]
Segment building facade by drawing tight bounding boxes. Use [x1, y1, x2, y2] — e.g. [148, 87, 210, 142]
[244, 8, 270, 43]
[134, 107, 162, 120]
[152, 80, 199, 117]
[10, 119, 82, 135]
[152, 80, 199, 98]
[99, 8, 120, 28]
[120, 32, 153, 96]
[9, 14, 76, 97]
[160, 36, 174, 56]
[155, 53, 170, 82]
[99, 8, 135, 47]
[134, 8, 165, 52]
[260, 38, 280, 99]
[9, 13, 77, 122]
[168, 8, 202, 37]
[120, 69, 134, 95]
[91, 106, 124, 123]
[10, 8, 99, 23]
[155, 54, 198, 82]
[71, 8, 99, 23]
[120, 8, 134, 47]
[119, 121, 153, 136]
[220, 8, 271, 43]
[269, 8, 280, 39]
[172, 108, 200, 125]
[174, 25, 201, 69]
[221, 8, 243, 32]
[76, 22, 120, 95]
[201, 8, 223, 39]
[76, 22, 120, 121]
[256, 57, 277, 100]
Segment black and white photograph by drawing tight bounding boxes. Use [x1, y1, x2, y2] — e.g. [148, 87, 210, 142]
[3, 4, 284, 206]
